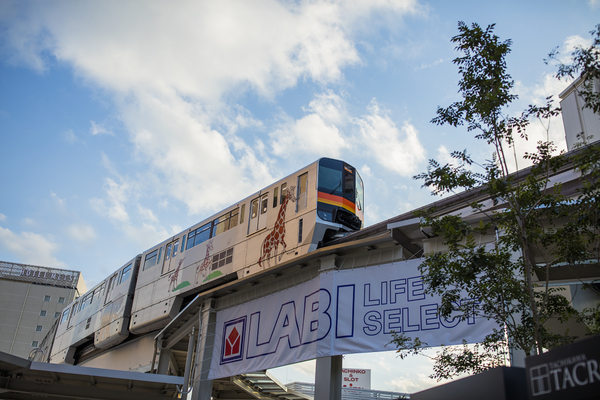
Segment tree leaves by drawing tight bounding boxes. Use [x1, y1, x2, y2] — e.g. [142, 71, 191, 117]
[398, 22, 600, 380]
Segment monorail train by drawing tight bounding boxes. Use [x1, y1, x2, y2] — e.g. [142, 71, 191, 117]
[49, 158, 364, 365]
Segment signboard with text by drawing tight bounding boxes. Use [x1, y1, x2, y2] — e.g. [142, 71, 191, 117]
[342, 368, 371, 389]
[209, 259, 498, 380]
[526, 335, 600, 399]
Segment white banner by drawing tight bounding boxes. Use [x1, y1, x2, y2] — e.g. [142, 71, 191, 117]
[209, 259, 497, 380]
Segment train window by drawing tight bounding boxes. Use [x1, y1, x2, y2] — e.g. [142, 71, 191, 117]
[79, 292, 93, 311]
[197, 223, 211, 247]
[344, 165, 354, 201]
[181, 235, 186, 253]
[60, 309, 70, 325]
[165, 243, 172, 261]
[186, 231, 195, 250]
[68, 302, 79, 328]
[144, 250, 158, 270]
[260, 194, 269, 215]
[281, 183, 287, 204]
[297, 173, 308, 212]
[187, 223, 212, 250]
[318, 164, 343, 197]
[230, 208, 239, 229]
[95, 282, 105, 302]
[213, 208, 240, 237]
[71, 302, 79, 317]
[250, 198, 259, 220]
[273, 187, 279, 208]
[356, 171, 364, 212]
[240, 204, 245, 224]
[158, 246, 163, 262]
[119, 263, 132, 284]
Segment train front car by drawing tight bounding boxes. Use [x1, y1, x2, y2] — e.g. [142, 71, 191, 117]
[314, 158, 364, 245]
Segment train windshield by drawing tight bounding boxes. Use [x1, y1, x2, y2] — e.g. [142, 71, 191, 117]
[317, 158, 363, 230]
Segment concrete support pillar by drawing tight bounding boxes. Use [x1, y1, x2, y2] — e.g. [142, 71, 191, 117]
[314, 355, 343, 400]
[156, 348, 172, 375]
[191, 298, 217, 400]
[181, 327, 196, 400]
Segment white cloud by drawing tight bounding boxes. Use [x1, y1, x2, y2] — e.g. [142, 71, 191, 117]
[417, 58, 443, 70]
[360, 164, 372, 177]
[137, 205, 158, 223]
[90, 177, 130, 223]
[66, 223, 97, 243]
[90, 176, 172, 248]
[90, 120, 112, 136]
[0, 214, 5, 222]
[50, 191, 66, 208]
[22, 217, 35, 226]
[270, 92, 350, 158]
[63, 129, 80, 144]
[436, 145, 453, 166]
[354, 101, 426, 176]
[1, 0, 422, 216]
[0, 226, 66, 267]
[120, 93, 271, 215]
[100, 152, 119, 176]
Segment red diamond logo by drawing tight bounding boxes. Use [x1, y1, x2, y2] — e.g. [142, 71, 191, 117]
[225, 326, 241, 357]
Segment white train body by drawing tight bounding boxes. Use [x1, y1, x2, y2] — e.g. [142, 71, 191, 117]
[50, 158, 364, 364]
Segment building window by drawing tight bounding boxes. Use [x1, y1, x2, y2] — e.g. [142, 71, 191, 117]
[40, 310, 47, 317]
[35, 325, 43, 332]
[54, 311, 60, 318]
[58, 297, 65, 304]
[31, 341, 38, 347]
[43, 295, 51, 302]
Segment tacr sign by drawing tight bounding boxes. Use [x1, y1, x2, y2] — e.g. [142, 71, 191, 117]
[526, 335, 600, 399]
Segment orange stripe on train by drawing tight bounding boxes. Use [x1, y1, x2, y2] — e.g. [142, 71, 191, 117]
[317, 191, 356, 213]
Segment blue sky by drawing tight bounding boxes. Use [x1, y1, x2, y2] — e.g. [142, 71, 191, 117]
[0, 0, 598, 393]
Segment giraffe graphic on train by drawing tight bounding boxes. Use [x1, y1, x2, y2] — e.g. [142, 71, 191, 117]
[195, 240, 214, 283]
[168, 257, 185, 292]
[258, 186, 296, 268]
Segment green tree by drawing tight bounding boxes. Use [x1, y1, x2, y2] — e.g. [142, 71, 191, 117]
[391, 22, 600, 380]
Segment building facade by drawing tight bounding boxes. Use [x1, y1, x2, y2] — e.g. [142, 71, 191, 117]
[0, 261, 85, 359]
[560, 76, 600, 150]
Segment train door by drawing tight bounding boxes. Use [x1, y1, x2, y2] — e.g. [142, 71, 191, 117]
[248, 193, 269, 235]
[104, 273, 118, 305]
[162, 239, 180, 274]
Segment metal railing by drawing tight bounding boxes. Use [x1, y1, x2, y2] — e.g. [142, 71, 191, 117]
[286, 382, 410, 399]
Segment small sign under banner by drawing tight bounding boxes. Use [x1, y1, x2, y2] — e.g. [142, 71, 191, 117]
[342, 368, 371, 389]
[209, 259, 498, 380]
[526, 335, 600, 399]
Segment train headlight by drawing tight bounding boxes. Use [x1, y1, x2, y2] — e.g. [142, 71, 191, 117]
[318, 210, 333, 222]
